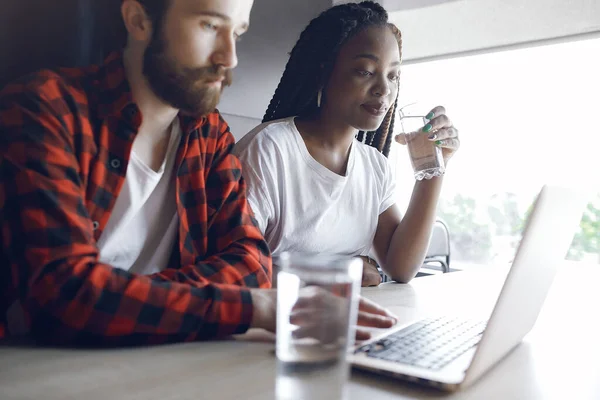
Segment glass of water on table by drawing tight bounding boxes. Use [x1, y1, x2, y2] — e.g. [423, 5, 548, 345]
[274, 253, 363, 400]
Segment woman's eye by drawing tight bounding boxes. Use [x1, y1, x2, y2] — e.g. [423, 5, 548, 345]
[389, 75, 400, 82]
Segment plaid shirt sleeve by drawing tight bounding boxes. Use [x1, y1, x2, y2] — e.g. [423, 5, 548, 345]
[150, 114, 272, 289]
[0, 82, 263, 345]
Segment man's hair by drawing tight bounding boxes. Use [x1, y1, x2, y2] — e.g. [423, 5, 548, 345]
[262, 1, 402, 157]
[106, 0, 170, 50]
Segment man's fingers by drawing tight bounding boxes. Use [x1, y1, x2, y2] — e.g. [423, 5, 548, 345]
[359, 297, 398, 320]
[292, 324, 347, 345]
[355, 329, 372, 341]
[294, 326, 373, 343]
[357, 310, 396, 328]
[291, 324, 319, 339]
[291, 286, 332, 310]
[289, 308, 336, 325]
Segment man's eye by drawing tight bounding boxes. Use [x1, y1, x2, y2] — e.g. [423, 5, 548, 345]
[201, 22, 218, 30]
[357, 70, 373, 77]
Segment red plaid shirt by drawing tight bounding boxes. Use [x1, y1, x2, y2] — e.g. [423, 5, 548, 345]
[0, 53, 272, 345]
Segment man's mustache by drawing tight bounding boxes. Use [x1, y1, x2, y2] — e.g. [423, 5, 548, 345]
[186, 65, 233, 87]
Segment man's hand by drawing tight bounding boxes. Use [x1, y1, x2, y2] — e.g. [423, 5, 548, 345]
[355, 296, 397, 340]
[249, 288, 397, 342]
[250, 289, 277, 332]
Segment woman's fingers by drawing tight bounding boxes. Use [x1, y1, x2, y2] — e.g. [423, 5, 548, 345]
[395, 133, 407, 145]
[426, 105, 446, 120]
[423, 114, 453, 137]
[397, 106, 458, 147]
[435, 137, 461, 151]
[428, 126, 458, 141]
[361, 260, 383, 287]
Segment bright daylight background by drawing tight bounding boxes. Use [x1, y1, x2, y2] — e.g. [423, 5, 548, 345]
[389, 37, 600, 268]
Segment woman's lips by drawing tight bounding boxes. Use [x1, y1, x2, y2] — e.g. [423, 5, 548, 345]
[361, 104, 387, 116]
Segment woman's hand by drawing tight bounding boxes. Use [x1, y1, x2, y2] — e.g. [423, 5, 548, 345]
[358, 256, 382, 287]
[395, 105, 460, 164]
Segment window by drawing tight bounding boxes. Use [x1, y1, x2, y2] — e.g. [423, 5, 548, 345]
[391, 37, 600, 268]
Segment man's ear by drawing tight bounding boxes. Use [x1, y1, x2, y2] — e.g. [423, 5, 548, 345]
[121, 0, 154, 43]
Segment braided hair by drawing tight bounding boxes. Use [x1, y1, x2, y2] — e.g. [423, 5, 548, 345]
[262, 1, 402, 157]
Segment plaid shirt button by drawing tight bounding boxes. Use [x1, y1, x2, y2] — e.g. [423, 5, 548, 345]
[124, 104, 137, 118]
[92, 221, 100, 231]
[110, 158, 121, 169]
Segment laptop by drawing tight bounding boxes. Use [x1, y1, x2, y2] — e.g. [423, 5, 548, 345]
[350, 184, 589, 391]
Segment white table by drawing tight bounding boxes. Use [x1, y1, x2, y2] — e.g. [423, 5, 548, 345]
[1, 262, 599, 400]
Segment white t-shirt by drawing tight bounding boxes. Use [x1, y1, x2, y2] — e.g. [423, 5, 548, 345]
[233, 117, 396, 258]
[97, 119, 182, 274]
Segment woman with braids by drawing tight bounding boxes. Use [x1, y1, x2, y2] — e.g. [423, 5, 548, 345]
[234, 1, 460, 286]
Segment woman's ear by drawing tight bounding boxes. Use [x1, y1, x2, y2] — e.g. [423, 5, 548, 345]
[317, 64, 327, 108]
[317, 88, 323, 108]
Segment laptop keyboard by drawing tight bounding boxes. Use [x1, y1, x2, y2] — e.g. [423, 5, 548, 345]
[355, 316, 486, 371]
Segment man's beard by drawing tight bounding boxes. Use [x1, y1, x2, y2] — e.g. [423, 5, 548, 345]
[143, 33, 233, 117]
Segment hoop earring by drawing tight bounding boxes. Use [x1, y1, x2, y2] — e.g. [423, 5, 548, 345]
[317, 89, 322, 108]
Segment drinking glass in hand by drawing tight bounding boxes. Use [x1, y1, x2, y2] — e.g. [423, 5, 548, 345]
[399, 108, 445, 180]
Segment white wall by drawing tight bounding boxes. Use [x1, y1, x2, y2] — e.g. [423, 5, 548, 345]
[333, 0, 462, 12]
[221, 113, 261, 142]
[388, 0, 600, 61]
[219, 0, 600, 119]
[218, 0, 332, 120]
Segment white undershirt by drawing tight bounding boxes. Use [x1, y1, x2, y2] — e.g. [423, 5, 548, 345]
[234, 117, 397, 258]
[97, 119, 182, 274]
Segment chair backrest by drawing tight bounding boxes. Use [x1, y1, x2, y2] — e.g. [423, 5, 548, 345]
[378, 219, 452, 282]
[424, 219, 451, 273]
[426, 219, 450, 258]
